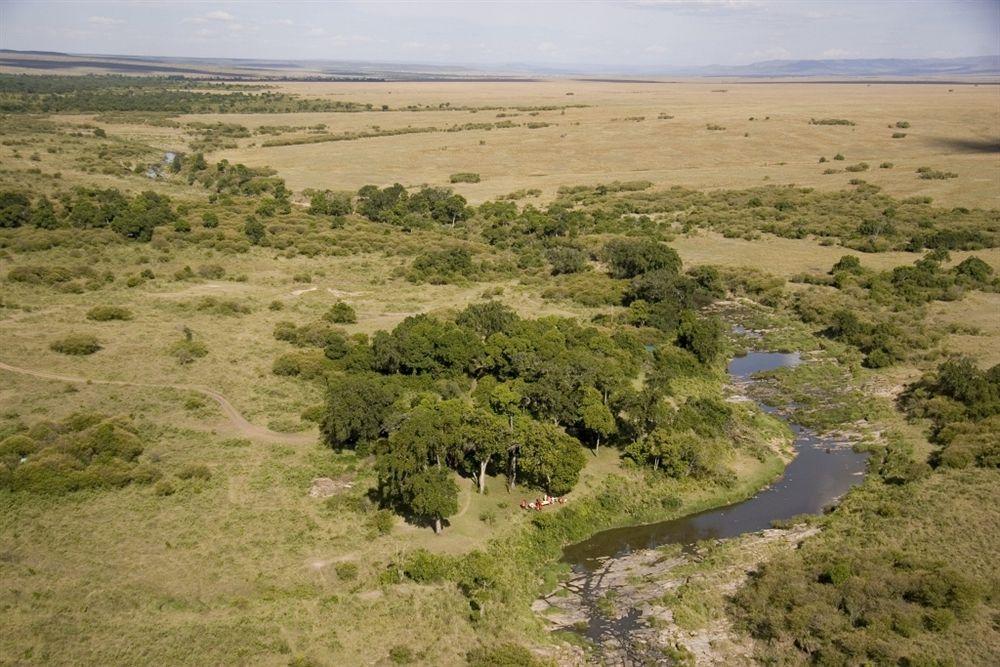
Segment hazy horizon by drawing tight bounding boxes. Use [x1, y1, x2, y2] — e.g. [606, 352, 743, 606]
[2, 1, 998, 70]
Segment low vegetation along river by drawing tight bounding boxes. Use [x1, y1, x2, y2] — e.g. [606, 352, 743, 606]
[551, 351, 869, 659]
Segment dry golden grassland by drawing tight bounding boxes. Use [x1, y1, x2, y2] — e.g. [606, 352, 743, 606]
[197, 81, 1000, 206]
[0, 79, 998, 665]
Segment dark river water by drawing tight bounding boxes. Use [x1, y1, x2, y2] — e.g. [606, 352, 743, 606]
[562, 351, 869, 570]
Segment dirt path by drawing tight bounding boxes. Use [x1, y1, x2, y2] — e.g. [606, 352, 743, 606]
[0, 360, 316, 445]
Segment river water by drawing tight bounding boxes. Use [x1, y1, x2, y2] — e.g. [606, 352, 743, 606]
[563, 350, 869, 570]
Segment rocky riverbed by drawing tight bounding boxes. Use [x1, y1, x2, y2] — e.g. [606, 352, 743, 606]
[534, 525, 819, 665]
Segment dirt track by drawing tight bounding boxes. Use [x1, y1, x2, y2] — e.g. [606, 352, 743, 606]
[0, 360, 316, 445]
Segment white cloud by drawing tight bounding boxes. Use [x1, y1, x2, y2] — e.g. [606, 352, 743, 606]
[88, 16, 124, 26]
[821, 48, 855, 58]
[184, 10, 236, 25]
[537, 41, 557, 53]
[306, 27, 327, 37]
[644, 45, 668, 54]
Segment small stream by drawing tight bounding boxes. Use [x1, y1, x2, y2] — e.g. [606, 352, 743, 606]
[558, 351, 869, 653]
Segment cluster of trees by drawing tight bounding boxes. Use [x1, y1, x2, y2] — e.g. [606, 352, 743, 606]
[300, 288, 728, 532]
[0, 74, 376, 114]
[548, 181, 999, 253]
[1, 187, 177, 242]
[356, 183, 469, 227]
[901, 356, 999, 469]
[0, 413, 159, 493]
[798, 253, 996, 367]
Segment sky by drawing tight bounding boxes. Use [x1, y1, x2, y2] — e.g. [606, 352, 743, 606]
[1, 1, 998, 69]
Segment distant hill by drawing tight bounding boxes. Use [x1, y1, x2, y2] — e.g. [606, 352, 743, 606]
[692, 56, 1000, 78]
[0, 49, 997, 81]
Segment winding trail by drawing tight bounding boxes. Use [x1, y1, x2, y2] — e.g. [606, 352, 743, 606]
[0, 360, 316, 445]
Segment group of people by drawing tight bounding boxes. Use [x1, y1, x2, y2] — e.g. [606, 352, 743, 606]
[520, 494, 567, 511]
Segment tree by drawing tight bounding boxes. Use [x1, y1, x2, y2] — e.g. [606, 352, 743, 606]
[321, 374, 397, 450]
[580, 387, 616, 453]
[243, 216, 266, 245]
[518, 419, 585, 495]
[372, 314, 483, 376]
[456, 301, 519, 339]
[675, 311, 725, 364]
[0, 191, 31, 228]
[30, 196, 58, 229]
[407, 467, 458, 534]
[602, 238, 681, 278]
[461, 408, 509, 494]
[626, 428, 706, 477]
[489, 382, 526, 489]
[324, 301, 357, 324]
[547, 246, 588, 275]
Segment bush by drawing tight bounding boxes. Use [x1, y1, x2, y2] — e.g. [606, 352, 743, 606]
[449, 172, 481, 183]
[546, 246, 588, 275]
[402, 549, 452, 583]
[50, 334, 101, 355]
[367, 509, 394, 535]
[917, 167, 958, 180]
[2, 414, 155, 495]
[324, 301, 357, 324]
[335, 562, 358, 581]
[86, 305, 132, 321]
[466, 644, 544, 667]
[169, 339, 208, 364]
[407, 248, 476, 284]
[197, 264, 225, 279]
[388, 646, 414, 664]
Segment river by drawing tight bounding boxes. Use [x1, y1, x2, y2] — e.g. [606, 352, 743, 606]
[554, 351, 869, 656]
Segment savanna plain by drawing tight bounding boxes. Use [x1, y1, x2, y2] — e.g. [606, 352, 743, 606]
[0, 75, 998, 666]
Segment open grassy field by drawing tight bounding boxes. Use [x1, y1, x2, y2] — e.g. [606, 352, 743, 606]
[200, 81, 1000, 207]
[1, 76, 998, 665]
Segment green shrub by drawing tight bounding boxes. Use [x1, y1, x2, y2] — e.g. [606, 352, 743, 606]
[197, 264, 225, 279]
[324, 301, 357, 324]
[402, 549, 452, 583]
[50, 334, 101, 355]
[334, 562, 358, 581]
[810, 118, 855, 126]
[449, 172, 481, 183]
[367, 509, 394, 535]
[2, 414, 154, 494]
[86, 305, 132, 321]
[169, 339, 208, 364]
[466, 643, 544, 667]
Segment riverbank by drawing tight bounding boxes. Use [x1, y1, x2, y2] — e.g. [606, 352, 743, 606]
[534, 524, 821, 664]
